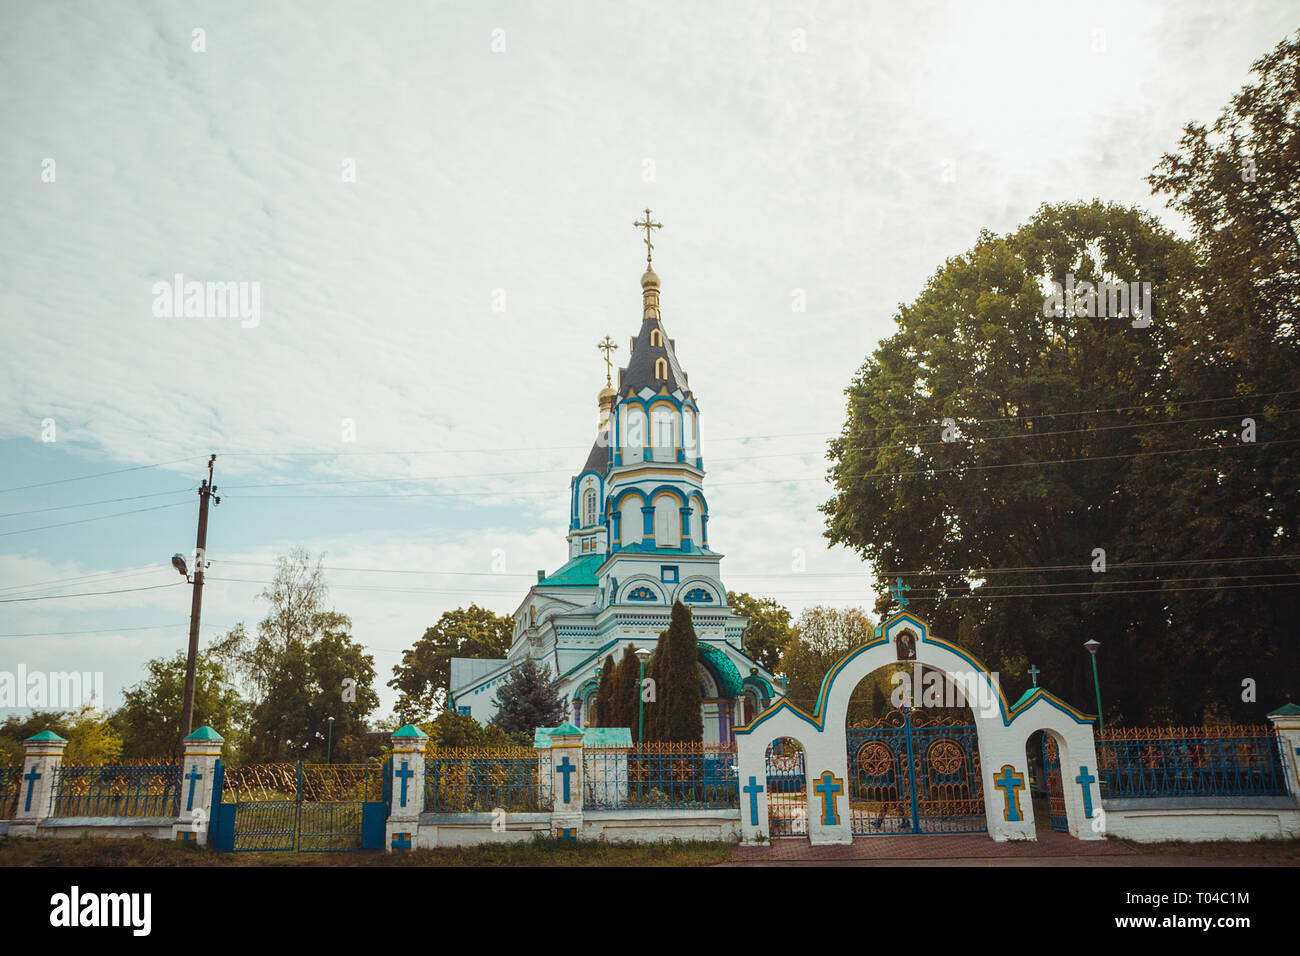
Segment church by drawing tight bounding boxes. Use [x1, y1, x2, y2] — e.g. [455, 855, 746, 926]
[449, 212, 784, 744]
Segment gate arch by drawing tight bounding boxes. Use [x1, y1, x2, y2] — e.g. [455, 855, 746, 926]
[734, 611, 1103, 845]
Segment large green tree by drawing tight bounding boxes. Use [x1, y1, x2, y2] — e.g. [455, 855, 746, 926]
[210, 551, 380, 760]
[1142, 30, 1300, 718]
[822, 200, 1199, 722]
[112, 652, 247, 759]
[389, 605, 512, 723]
[728, 591, 793, 672]
[0, 707, 123, 766]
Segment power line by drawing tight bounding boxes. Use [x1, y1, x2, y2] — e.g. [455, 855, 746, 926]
[0, 621, 191, 639]
[0, 501, 192, 537]
[0, 456, 206, 494]
[0, 582, 184, 604]
[0, 488, 196, 520]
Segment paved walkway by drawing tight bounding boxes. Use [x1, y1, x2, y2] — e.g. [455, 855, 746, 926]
[731, 830, 1138, 863]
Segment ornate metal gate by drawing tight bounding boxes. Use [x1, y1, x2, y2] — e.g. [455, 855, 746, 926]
[764, 739, 807, 838]
[848, 709, 985, 835]
[211, 759, 388, 852]
[1040, 735, 1068, 832]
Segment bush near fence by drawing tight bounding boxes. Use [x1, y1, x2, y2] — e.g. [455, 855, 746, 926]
[1095, 725, 1287, 798]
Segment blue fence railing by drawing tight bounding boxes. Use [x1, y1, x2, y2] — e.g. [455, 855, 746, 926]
[425, 748, 552, 813]
[1094, 726, 1287, 799]
[50, 762, 182, 818]
[584, 744, 739, 810]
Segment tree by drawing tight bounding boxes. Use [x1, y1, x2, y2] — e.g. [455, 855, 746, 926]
[0, 707, 122, 766]
[779, 606, 876, 720]
[112, 652, 247, 759]
[728, 591, 793, 672]
[612, 643, 642, 734]
[655, 602, 703, 743]
[595, 653, 617, 726]
[209, 551, 380, 760]
[247, 614, 379, 761]
[489, 659, 565, 738]
[389, 605, 512, 724]
[1142, 30, 1300, 717]
[422, 710, 517, 749]
[821, 200, 1199, 721]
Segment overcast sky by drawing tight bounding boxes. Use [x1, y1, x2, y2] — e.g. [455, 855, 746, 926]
[1, 1, 1295, 718]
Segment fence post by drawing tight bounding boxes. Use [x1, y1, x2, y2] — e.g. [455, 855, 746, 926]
[386, 724, 427, 853]
[171, 726, 225, 845]
[10, 730, 68, 838]
[547, 721, 584, 840]
[1267, 704, 1300, 801]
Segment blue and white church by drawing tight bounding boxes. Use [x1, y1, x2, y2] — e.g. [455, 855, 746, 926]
[450, 215, 783, 743]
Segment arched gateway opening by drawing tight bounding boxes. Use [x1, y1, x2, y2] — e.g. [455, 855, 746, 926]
[734, 611, 1105, 846]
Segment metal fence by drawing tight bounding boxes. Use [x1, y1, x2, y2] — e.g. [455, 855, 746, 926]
[219, 761, 384, 803]
[50, 761, 182, 818]
[1095, 725, 1287, 798]
[584, 743, 739, 810]
[425, 747, 552, 813]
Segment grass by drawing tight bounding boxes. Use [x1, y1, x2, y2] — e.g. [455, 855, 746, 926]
[1124, 836, 1300, 863]
[0, 833, 734, 867]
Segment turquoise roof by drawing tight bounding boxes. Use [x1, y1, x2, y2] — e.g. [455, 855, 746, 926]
[25, 730, 66, 742]
[1268, 702, 1300, 717]
[392, 724, 429, 738]
[184, 726, 224, 741]
[533, 725, 634, 748]
[537, 554, 603, 588]
[697, 642, 743, 697]
[1012, 689, 1037, 710]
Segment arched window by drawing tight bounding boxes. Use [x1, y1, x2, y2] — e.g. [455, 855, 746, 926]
[650, 328, 663, 347]
[654, 357, 668, 381]
[650, 405, 676, 462]
[682, 407, 699, 458]
[623, 405, 645, 464]
[653, 493, 680, 548]
[619, 496, 642, 545]
[583, 488, 597, 526]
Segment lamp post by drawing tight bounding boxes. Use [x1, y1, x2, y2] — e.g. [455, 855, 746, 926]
[1084, 639, 1103, 732]
[635, 647, 651, 744]
[326, 716, 335, 764]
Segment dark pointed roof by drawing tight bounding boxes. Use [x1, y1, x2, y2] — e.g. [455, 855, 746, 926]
[616, 268, 693, 400]
[581, 436, 609, 475]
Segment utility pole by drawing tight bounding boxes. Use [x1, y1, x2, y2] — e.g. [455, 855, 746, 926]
[179, 455, 219, 752]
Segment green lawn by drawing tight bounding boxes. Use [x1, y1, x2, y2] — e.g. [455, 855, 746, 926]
[0, 834, 733, 867]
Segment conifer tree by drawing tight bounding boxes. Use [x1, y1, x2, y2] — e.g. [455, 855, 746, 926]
[595, 653, 616, 725]
[662, 602, 703, 742]
[613, 643, 641, 733]
[490, 658, 565, 738]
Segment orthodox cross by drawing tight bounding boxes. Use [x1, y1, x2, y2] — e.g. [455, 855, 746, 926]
[633, 208, 663, 265]
[890, 577, 911, 607]
[1029, 664, 1040, 688]
[394, 760, 414, 808]
[597, 335, 618, 387]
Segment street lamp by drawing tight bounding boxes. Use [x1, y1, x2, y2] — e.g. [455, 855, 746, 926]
[635, 647, 651, 744]
[326, 716, 335, 764]
[1084, 639, 1103, 731]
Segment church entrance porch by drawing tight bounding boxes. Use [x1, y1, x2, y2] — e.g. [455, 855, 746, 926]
[848, 709, 985, 836]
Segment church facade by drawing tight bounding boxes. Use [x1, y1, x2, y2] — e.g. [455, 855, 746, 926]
[449, 223, 783, 743]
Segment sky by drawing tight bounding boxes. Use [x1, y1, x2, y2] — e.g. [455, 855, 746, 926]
[1, 0, 1295, 719]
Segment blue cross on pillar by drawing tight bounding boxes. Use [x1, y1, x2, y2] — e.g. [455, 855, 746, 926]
[22, 765, 41, 812]
[1075, 765, 1096, 819]
[185, 763, 203, 811]
[556, 756, 577, 804]
[394, 760, 414, 808]
[994, 765, 1026, 822]
[742, 775, 765, 827]
[813, 771, 843, 826]
[890, 577, 911, 607]
[391, 831, 412, 852]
